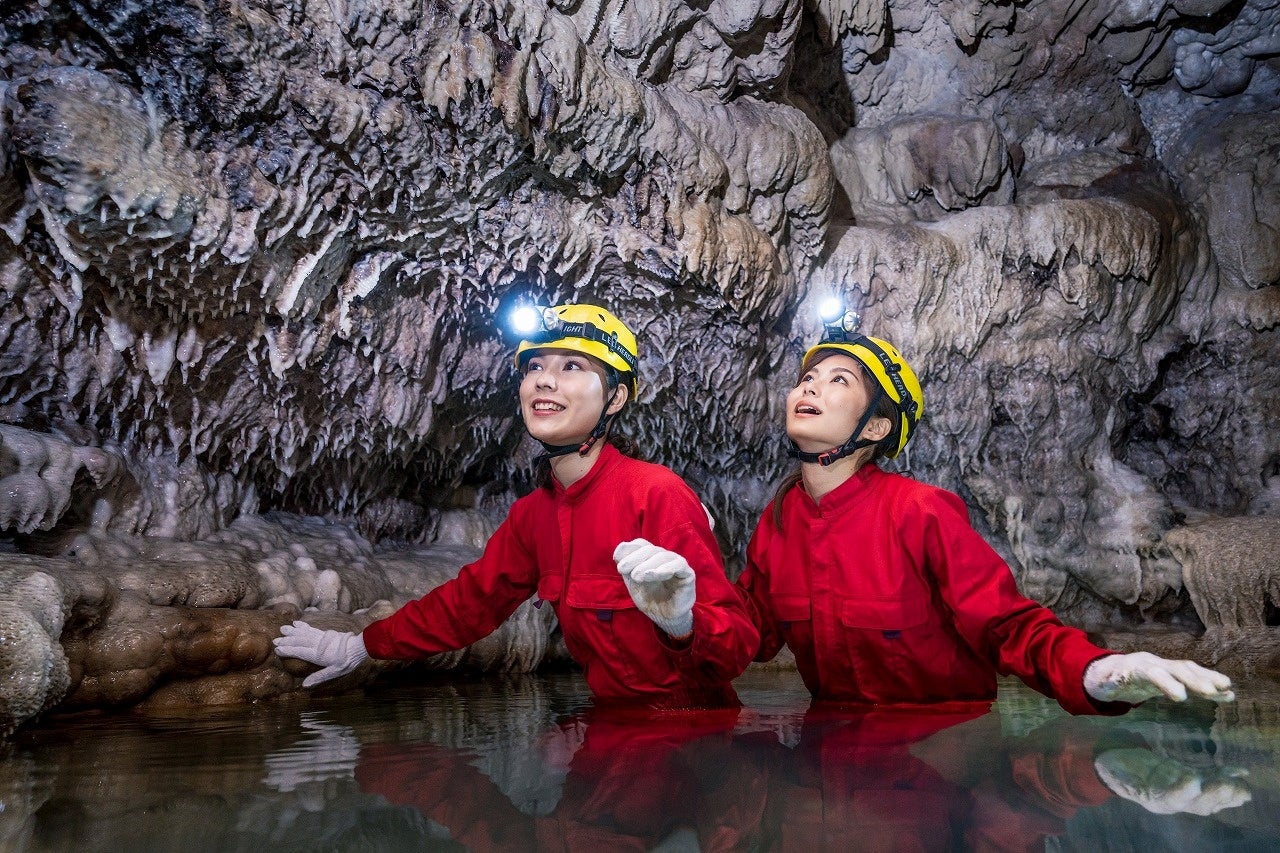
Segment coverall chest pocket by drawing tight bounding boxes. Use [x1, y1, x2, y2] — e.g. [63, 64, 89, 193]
[840, 595, 956, 700]
[536, 574, 563, 607]
[839, 596, 929, 630]
[562, 575, 660, 686]
[772, 595, 811, 622]
[564, 575, 638, 616]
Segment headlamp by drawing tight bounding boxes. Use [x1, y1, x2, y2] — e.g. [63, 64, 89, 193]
[510, 305, 541, 335]
[508, 303, 565, 339]
[818, 297, 844, 324]
[541, 306, 563, 333]
[817, 295, 862, 343]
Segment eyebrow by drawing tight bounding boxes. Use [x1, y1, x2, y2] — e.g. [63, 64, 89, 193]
[800, 365, 856, 381]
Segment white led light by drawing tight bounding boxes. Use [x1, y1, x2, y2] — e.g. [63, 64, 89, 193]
[818, 297, 844, 323]
[511, 305, 540, 334]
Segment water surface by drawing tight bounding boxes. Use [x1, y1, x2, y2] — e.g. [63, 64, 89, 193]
[2, 670, 1278, 851]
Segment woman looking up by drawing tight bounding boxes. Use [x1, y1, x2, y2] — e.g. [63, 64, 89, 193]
[735, 304, 1234, 713]
[276, 302, 758, 707]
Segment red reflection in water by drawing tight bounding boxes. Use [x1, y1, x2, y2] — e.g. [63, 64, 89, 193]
[356, 699, 1127, 851]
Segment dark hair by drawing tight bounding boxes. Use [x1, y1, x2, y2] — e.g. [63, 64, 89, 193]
[770, 349, 899, 530]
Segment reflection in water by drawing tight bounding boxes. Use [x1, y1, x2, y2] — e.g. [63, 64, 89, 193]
[358, 701, 771, 850]
[263, 713, 362, 793]
[1, 672, 1277, 851]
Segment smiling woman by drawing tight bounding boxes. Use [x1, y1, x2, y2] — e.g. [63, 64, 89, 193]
[274, 302, 759, 708]
[520, 349, 633, 491]
[522, 350, 621, 441]
[513, 303, 639, 488]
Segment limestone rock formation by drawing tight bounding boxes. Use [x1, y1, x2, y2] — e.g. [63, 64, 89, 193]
[0, 0, 1277, 731]
[0, 497, 557, 735]
[1166, 517, 1280, 631]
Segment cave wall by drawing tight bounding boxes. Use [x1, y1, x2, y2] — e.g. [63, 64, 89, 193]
[0, 0, 829, 542]
[0, 0, 1277, 731]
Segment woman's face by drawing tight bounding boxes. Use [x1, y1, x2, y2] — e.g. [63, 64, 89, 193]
[786, 353, 884, 452]
[519, 349, 624, 446]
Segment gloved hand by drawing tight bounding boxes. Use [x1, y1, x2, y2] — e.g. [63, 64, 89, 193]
[614, 538, 696, 639]
[273, 620, 369, 687]
[1095, 748, 1251, 816]
[1083, 652, 1234, 704]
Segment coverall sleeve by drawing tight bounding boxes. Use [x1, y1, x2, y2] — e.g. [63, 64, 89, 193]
[734, 515, 785, 663]
[647, 486, 760, 686]
[361, 508, 539, 660]
[909, 489, 1124, 716]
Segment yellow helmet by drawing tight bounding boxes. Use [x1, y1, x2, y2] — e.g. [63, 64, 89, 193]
[803, 335, 924, 457]
[513, 303, 639, 397]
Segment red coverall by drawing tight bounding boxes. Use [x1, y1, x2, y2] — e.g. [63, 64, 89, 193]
[362, 444, 759, 706]
[735, 463, 1123, 715]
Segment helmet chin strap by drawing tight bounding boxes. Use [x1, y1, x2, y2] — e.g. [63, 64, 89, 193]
[535, 387, 621, 463]
[786, 386, 886, 467]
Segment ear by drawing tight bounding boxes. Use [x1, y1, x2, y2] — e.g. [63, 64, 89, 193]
[605, 383, 629, 416]
[861, 416, 893, 442]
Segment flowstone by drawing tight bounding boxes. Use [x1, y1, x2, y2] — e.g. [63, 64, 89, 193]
[0, 508, 559, 734]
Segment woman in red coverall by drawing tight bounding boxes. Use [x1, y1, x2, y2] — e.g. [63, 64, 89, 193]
[735, 302, 1234, 713]
[274, 303, 758, 706]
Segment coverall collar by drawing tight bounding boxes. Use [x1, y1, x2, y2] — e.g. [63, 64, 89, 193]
[796, 462, 882, 518]
[552, 442, 624, 504]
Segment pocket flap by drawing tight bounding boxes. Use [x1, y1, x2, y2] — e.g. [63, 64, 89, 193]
[565, 575, 638, 610]
[536, 573, 563, 603]
[772, 595, 812, 622]
[840, 596, 930, 629]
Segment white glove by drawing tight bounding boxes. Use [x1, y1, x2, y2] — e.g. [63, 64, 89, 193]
[614, 538, 696, 639]
[1095, 748, 1251, 816]
[1083, 652, 1234, 704]
[273, 620, 369, 687]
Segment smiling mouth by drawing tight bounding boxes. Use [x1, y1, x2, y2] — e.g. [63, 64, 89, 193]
[532, 401, 566, 413]
[794, 404, 822, 415]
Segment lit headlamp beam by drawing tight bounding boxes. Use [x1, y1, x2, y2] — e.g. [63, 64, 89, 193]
[816, 294, 862, 339]
[818, 297, 844, 324]
[510, 305, 541, 335]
